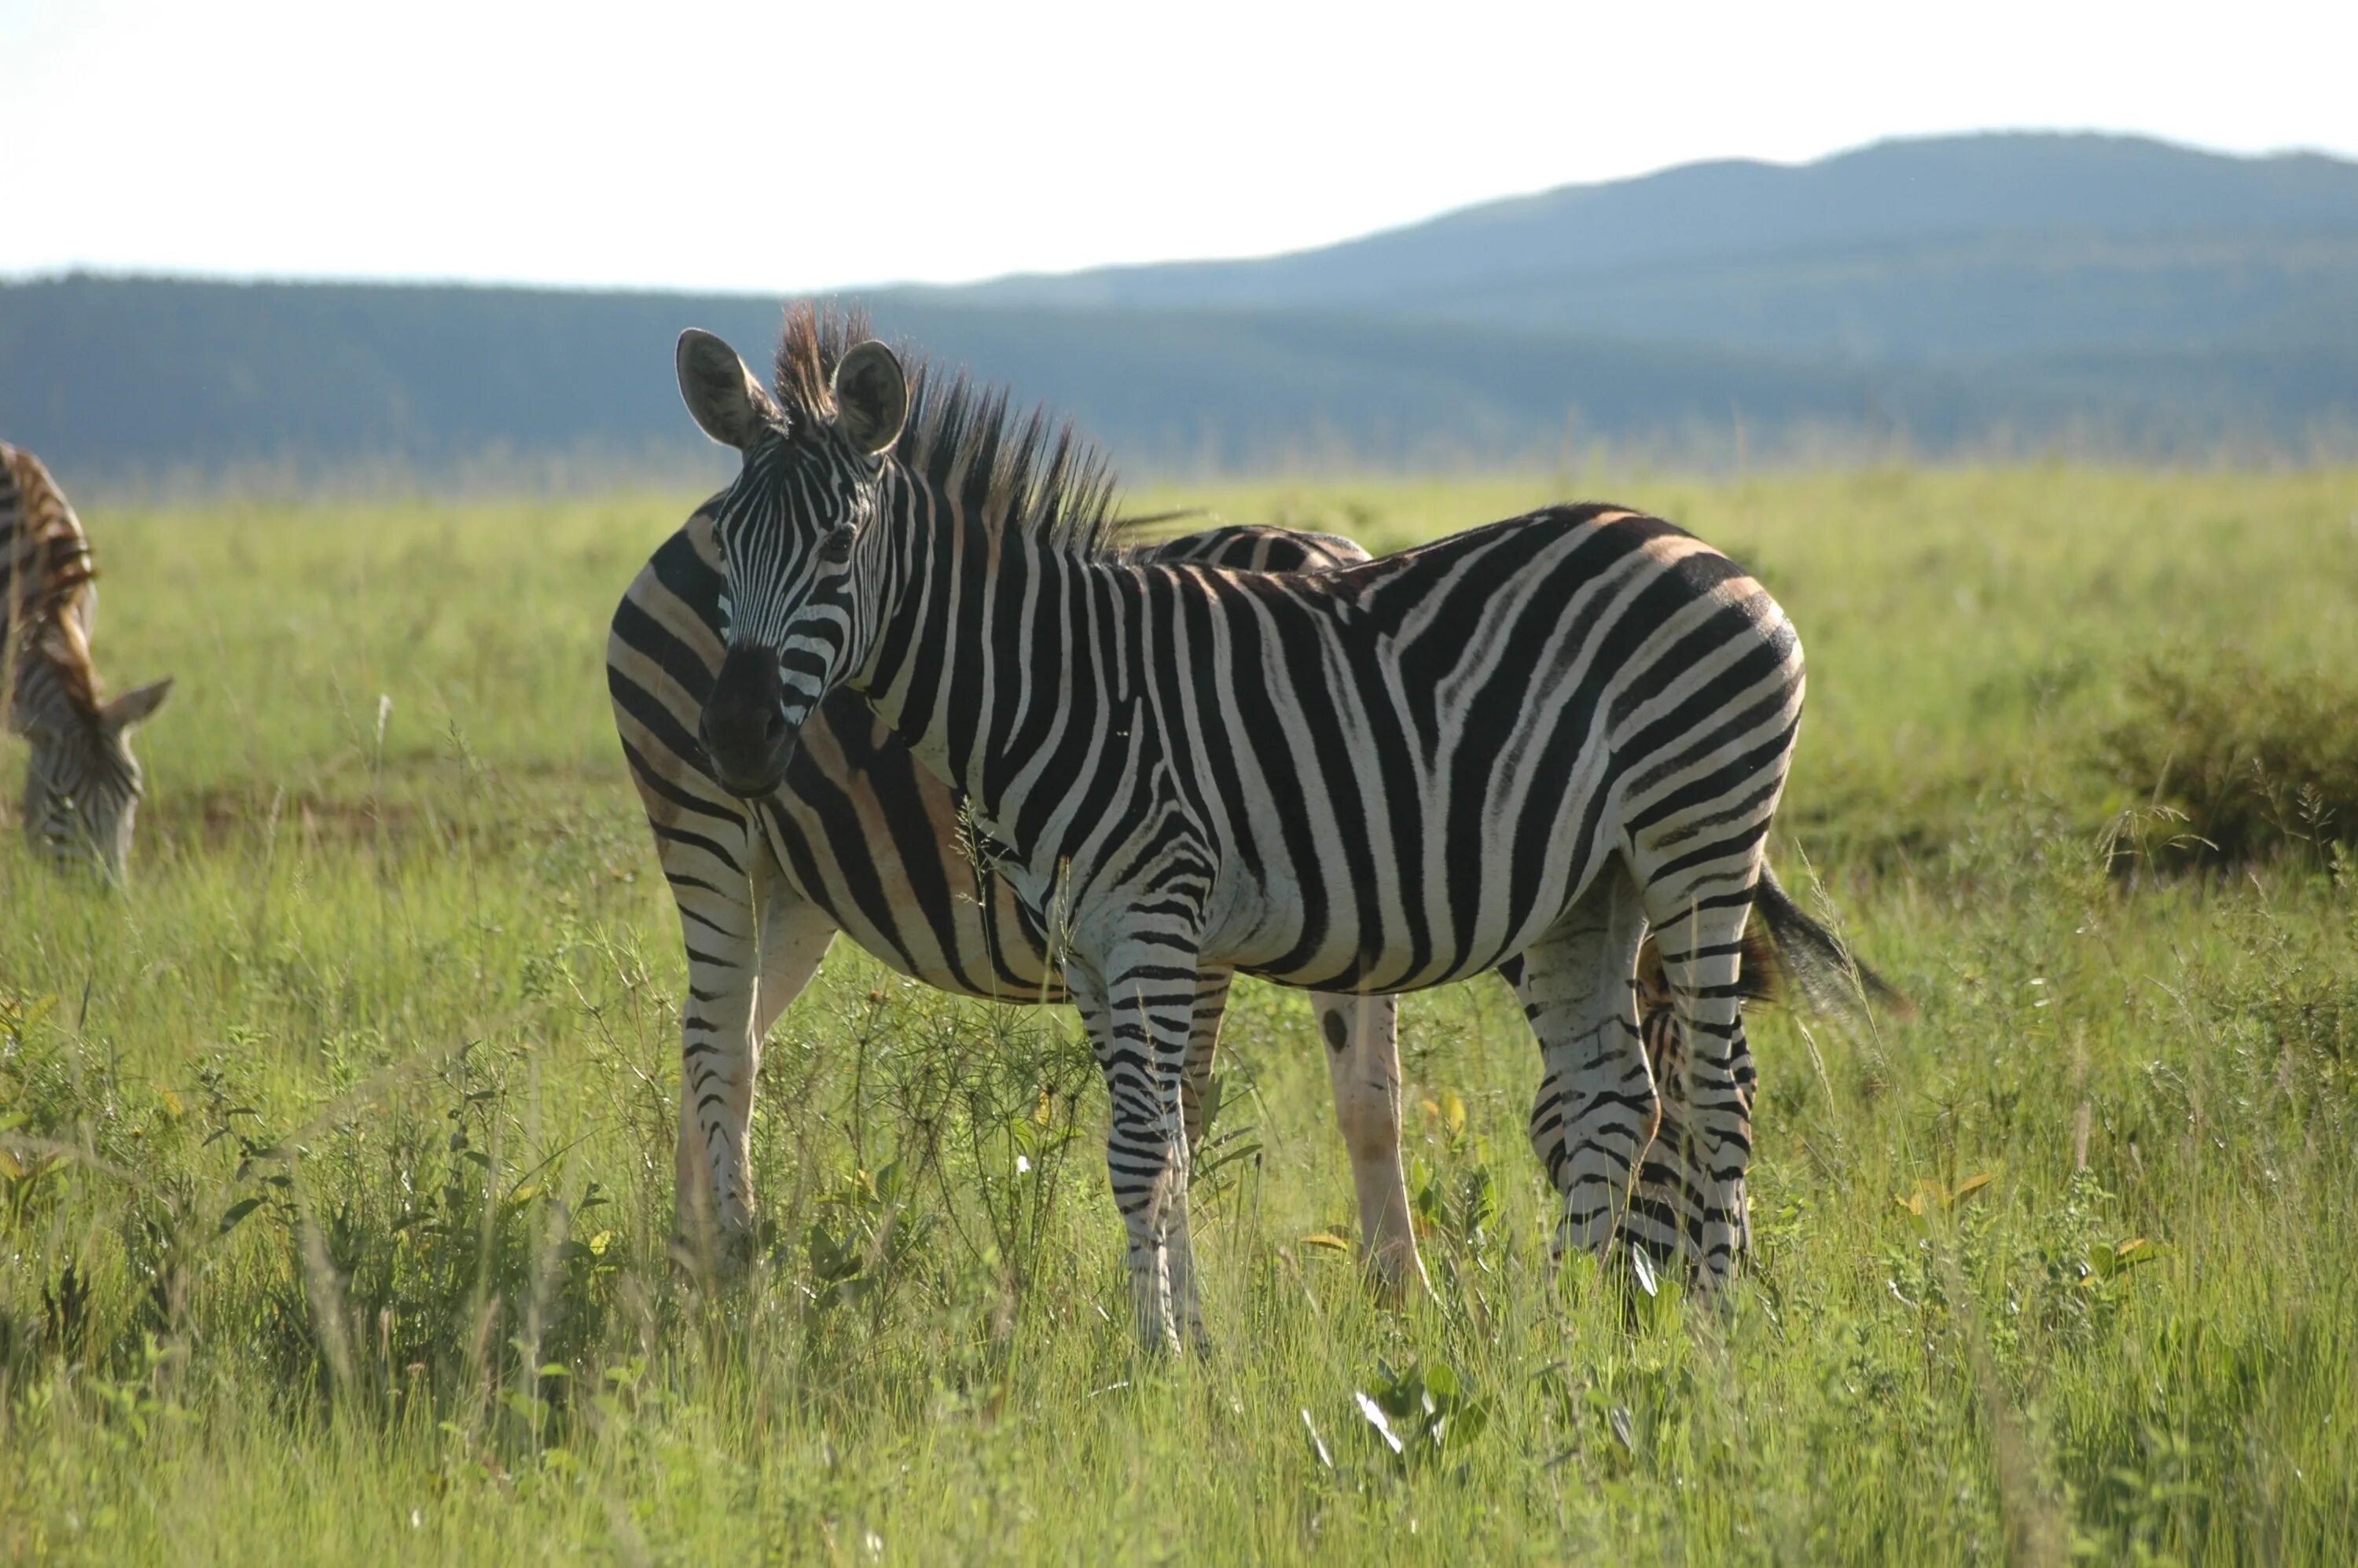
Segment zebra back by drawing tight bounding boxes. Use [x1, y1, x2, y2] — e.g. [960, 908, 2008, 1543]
[2, 442, 103, 731]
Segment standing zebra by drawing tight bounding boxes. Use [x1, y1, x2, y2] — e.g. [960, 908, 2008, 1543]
[612, 498, 1437, 1298]
[676, 309, 1895, 1349]
[2, 443, 173, 882]
[611, 498, 1732, 1307]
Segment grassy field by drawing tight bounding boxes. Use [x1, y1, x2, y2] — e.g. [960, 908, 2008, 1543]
[4, 465, 2358, 1562]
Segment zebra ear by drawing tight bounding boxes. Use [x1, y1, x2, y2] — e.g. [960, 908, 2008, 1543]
[832, 340, 907, 456]
[100, 677, 173, 732]
[677, 330, 781, 451]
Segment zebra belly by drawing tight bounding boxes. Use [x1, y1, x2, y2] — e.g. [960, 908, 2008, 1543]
[1190, 713, 1629, 993]
[1205, 814, 1618, 996]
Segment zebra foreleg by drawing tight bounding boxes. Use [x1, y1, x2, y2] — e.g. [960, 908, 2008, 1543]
[1168, 968, 1238, 1349]
[1511, 871, 1654, 1265]
[1179, 968, 1232, 1154]
[1070, 942, 1203, 1354]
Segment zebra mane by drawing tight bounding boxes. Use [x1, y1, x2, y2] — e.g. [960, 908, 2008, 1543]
[772, 303, 1129, 559]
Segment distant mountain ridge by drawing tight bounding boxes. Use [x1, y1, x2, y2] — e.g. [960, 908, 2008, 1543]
[4, 132, 2355, 489]
[935, 134, 2358, 358]
[955, 134, 2358, 305]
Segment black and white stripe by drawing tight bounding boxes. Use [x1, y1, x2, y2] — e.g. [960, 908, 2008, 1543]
[678, 310, 1890, 1345]
[2, 442, 171, 883]
[610, 501, 1436, 1302]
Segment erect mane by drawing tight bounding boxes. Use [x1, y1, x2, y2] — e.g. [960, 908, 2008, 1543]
[772, 302, 1129, 559]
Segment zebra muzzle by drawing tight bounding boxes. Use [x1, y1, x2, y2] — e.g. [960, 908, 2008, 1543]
[700, 644, 799, 797]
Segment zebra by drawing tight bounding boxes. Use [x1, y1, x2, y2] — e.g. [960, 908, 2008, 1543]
[2, 442, 173, 882]
[612, 499, 1440, 1296]
[677, 309, 1896, 1347]
[608, 499, 1733, 1308]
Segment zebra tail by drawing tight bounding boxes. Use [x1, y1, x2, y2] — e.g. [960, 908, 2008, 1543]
[1747, 866, 1915, 1024]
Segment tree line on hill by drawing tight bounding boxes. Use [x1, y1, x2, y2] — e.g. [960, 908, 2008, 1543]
[5, 133, 2354, 492]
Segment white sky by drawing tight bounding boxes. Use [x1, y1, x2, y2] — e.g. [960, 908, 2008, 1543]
[6, 0, 2355, 294]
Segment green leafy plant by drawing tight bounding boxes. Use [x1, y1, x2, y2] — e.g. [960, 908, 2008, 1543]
[1350, 1358, 1491, 1471]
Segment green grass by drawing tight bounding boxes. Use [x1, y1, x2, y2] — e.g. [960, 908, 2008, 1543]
[6, 465, 2358, 1562]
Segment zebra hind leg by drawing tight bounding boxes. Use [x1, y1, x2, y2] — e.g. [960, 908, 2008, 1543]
[1312, 991, 1427, 1301]
[1633, 880, 1762, 1294]
[1624, 935, 1761, 1290]
[1510, 869, 1654, 1268]
[668, 831, 833, 1279]
[1181, 973, 1427, 1309]
[660, 809, 766, 1276]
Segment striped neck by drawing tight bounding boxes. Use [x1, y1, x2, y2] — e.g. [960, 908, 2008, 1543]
[850, 467, 1125, 836]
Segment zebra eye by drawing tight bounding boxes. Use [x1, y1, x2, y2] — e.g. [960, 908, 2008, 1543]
[818, 527, 855, 565]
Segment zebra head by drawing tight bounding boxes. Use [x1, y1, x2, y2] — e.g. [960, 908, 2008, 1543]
[15, 677, 172, 883]
[676, 328, 908, 798]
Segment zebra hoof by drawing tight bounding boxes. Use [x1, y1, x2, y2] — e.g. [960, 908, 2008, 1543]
[667, 1221, 758, 1286]
[1364, 1238, 1431, 1307]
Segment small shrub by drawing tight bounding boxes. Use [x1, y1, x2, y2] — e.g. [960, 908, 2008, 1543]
[2093, 655, 2358, 867]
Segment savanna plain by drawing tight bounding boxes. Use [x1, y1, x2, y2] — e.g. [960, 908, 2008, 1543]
[4, 465, 2357, 1564]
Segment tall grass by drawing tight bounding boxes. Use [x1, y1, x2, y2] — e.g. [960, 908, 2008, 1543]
[3, 466, 2356, 1562]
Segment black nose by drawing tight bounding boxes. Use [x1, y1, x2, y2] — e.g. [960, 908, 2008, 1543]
[700, 644, 795, 796]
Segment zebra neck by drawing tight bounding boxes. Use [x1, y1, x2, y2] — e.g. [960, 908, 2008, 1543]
[6, 644, 84, 738]
[850, 478, 1126, 838]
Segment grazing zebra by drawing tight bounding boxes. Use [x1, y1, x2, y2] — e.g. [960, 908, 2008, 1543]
[677, 310, 1894, 1346]
[612, 501, 1442, 1297]
[2, 442, 173, 881]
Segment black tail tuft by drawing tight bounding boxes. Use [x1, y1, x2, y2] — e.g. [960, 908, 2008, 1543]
[1747, 866, 1913, 1024]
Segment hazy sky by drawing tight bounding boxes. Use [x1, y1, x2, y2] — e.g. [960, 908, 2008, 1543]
[6, 0, 2354, 294]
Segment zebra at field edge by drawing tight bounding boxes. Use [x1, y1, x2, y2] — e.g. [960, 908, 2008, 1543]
[613, 507, 1449, 1301]
[608, 502, 1772, 1315]
[1, 442, 173, 883]
[681, 309, 1901, 1348]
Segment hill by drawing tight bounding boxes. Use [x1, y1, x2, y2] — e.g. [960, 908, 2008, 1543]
[4, 133, 2355, 489]
[944, 132, 2358, 359]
